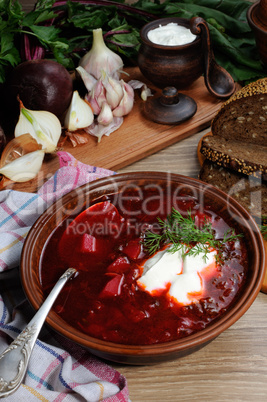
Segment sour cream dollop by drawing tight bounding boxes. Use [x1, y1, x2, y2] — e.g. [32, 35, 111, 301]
[137, 244, 217, 306]
[147, 22, 197, 46]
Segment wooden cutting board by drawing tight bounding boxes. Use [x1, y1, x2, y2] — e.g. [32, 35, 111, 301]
[3, 67, 234, 193]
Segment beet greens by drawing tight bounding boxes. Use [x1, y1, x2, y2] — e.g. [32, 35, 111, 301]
[0, 0, 265, 84]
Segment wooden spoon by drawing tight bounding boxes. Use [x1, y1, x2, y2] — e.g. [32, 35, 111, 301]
[190, 17, 236, 99]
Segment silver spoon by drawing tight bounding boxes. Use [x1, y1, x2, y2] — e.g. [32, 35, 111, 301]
[0, 267, 77, 398]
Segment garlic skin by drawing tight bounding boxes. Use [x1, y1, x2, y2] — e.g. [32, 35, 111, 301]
[79, 28, 123, 80]
[86, 116, 123, 142]
[64, 90, 94, 131]
[15, 107, 62, 153]
[0, 150, 45, 182]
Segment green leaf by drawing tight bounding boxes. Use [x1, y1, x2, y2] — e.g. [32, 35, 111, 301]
[23, 9, 58, 25]
[34, 0, 57, 11]
[27, 24, 62, 43]
[0, 32, 20, 82]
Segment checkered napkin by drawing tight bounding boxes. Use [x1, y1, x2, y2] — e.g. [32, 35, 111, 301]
[0, 152, 130, 401]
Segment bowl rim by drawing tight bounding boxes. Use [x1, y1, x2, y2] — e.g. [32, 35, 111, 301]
[20, 171, 266, 358]
[140, 17, 201, 50]
[247, 2, 267, 34]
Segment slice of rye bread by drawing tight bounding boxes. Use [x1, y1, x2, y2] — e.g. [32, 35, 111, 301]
[211, 78, 267, 146]
[200, 136, 267, 178]
[199, 159, 267, 223]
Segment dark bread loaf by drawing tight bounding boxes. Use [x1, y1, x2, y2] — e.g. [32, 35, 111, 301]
[200, 136, 267, 178]
[211, 78, 267, 146]
[199, 159, 267, 222]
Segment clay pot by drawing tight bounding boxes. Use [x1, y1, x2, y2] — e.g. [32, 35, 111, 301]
[138, 17, 203, 89]
[138, 17, 235, 98]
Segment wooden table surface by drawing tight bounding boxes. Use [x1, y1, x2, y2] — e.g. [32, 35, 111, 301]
[8, 1, 267, 401]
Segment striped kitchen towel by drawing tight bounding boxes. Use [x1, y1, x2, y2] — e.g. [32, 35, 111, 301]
[0, 152, 130, 401]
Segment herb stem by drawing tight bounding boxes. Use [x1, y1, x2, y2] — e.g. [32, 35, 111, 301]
[104, 29, 132, 37]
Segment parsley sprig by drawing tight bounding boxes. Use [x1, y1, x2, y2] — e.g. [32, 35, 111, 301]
[143, 208, 243, 263]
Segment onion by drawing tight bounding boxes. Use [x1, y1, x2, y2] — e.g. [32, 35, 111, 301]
[0, 134, 41, 168]
[6, 60, 73, 123]
[0, 149, 45, 182]
[0, 134, 44, 183]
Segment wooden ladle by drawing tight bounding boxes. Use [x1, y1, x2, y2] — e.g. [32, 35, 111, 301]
[190, 17, 236, 98]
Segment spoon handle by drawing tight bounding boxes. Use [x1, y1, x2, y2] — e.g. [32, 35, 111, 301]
[0, 267, 76, 399]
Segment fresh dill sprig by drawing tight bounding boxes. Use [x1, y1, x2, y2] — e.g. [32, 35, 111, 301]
[143, 207, 243, 262]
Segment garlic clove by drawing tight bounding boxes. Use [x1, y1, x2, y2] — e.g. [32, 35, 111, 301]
[76, 66, 97, 92]
[141, 86, 153, 101]
[0, 149, 45, 182]
[128, 79, 153, 101]
[15, 106, 62, 153]
[112, 80, 134, 117]
[79, 28, 123, 80]
[97, 102, 114, 126]
[102, 72, 124, 110]
[64, 90, 94, 131]
[87, 79, 106, 115]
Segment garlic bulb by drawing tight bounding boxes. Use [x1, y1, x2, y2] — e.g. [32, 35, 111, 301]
[79, 28, 123, 80]
[0, 150, 45, 182]
[64, 90, 94, 131]
[15, 106, 62, 153]
[86, 73, 134, 119]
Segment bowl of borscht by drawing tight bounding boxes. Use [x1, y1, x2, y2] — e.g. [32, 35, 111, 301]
[21, 172, 265, 364]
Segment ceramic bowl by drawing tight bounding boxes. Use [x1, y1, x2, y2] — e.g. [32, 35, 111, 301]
[20, 172, 265, 365]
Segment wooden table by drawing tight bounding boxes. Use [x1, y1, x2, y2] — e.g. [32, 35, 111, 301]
[8, 1, 267, 400]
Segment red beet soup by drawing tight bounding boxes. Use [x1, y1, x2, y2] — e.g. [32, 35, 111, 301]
[40, 185, 248, 346]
